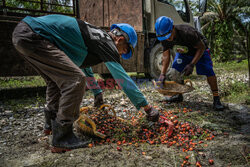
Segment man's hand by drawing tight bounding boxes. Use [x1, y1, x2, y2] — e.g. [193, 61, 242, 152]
[144, 105, 159, 122]
[158, 74, 166, 88]
[94, 92, 104, 108]
[158, 73, 166, 83]
[183, 63, 194, 76]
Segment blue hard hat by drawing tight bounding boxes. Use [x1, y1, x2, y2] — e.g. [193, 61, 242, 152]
[110, 23, 137, 59]
[155, 16, 173, 41]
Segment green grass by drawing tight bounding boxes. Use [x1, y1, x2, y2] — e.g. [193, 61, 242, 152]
[213, 59, 248, 74]
[3, 95, 46, 112]
[127, 72, 146, 78]
[0, 76, 46, 89]
[220, 80, 250, 104]
[212, 60, 249, 105]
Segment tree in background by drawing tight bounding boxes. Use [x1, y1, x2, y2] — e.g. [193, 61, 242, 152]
[4, 0, 74, 15]
[200, 0, 249, 62]
[188, 0, 199, 15]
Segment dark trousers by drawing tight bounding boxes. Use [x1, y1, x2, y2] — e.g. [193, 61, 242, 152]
[12, 21, 86, 125]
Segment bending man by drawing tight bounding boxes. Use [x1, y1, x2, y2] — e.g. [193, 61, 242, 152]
[12, 14, 159, 153]
[155, 16, 224, 111]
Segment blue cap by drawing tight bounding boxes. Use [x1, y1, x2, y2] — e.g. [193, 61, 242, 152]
[111, 23, 137, 59]
[155, 16, 174, 41]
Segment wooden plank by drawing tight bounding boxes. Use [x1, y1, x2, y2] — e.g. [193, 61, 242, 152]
[108, 0, 143, 32]
[79, 0, 143, 31]
[103, 0, 109, 27]
[79, 0, 104, 26]
[137, 33, 145, 73]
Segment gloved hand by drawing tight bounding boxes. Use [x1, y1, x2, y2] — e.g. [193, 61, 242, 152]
[94, 92, 104, 108]
[144, 106, 159, 122]
[158, 73, 166, 88]
[158, 73, 166, 83]
[183, 63, 194, 76]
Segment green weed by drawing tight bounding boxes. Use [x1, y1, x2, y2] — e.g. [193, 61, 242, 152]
[3, 95, 46, 112]
[0, 76, 46, 89]
[213, 60, 248, 74]
[220, 79, 249, 104]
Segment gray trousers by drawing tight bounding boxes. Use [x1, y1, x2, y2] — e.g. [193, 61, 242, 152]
[12, 21, 86, 125]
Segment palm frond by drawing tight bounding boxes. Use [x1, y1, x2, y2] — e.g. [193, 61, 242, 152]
[201, 22, 212, 31]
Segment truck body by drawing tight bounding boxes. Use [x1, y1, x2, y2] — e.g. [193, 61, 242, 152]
[0, 0, 207, 78]
[79, 0, 196, 78]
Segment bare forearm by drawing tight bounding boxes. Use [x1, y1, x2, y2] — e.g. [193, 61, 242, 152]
[161, 50, 171, 74]
[191, 48, 204, 65]
[191, 42, 205, 65]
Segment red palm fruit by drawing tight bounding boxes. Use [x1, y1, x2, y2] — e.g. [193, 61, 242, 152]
[196, 161, 202, 167]
[173, 120, 178, 124]
[150, 141, 154, 144]
[117, 146, 122, 151]
[209, 159, 214, 165]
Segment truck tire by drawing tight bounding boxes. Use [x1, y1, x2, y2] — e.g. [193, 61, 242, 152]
[100, 73, 113, 80]
[148, 43, 174, 79]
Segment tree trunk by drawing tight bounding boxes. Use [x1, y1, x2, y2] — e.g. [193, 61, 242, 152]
[247, 29, 250, 87]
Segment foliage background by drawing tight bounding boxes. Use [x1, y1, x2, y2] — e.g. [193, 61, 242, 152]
[198, 0, 250, 62]
[3, 0, 74, 15]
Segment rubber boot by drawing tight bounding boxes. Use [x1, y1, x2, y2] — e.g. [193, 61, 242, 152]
[213, 96, 225, 111]
[44, 109, 57, 135]
[164, 94, 183, 103]
[51, 120, 90, 153]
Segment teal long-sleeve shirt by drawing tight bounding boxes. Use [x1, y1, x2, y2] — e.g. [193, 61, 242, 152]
[22, 14, 148, 110]
[82, 67, 102, 96]
[23, 15, 88, 66]
[104, 62, 148, 109]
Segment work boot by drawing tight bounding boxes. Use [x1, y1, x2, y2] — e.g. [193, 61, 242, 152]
[44, 109, 57, 135]
[164, 94, 183, 103]
[51, 120, 90, 153]
[213, 96, 225, 111]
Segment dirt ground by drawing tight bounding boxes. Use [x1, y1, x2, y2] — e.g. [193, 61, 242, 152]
[0, 78, 249, 167]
